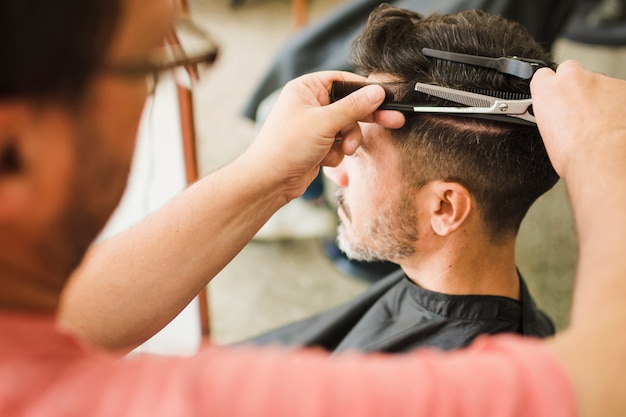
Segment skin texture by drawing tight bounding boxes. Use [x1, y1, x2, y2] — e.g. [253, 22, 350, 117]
[49, 0, 405, 352]
[66, 5, 555, 351]
[58, 57, 626, 417]
[0, 0, 172, 314]
[56, 70, 404, 351]
[531, 61, 626, 417]
[4, 0, 626, 413]
[324, 73, 519, 299]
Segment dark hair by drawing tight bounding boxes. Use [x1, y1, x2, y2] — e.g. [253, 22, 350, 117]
[351, 4, 559, 241]
[0, 0, 121, 102]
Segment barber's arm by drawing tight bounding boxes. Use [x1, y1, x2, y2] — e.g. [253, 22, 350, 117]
[532, 60, 626, 417]
[58, 71, 403, 352]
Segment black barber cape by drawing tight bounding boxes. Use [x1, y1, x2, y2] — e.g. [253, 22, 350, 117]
[242, 269, 555, 354]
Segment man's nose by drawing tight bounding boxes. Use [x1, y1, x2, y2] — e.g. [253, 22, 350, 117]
[323, 161, 348, 188]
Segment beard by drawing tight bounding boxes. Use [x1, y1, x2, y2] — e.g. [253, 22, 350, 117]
[29, 133, 131, 291]
[57, 117, 133, 276]
[335, 188, 419, 262]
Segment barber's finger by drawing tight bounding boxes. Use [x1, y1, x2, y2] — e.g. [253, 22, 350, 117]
[349, 109, 405, 127]
[529, 68, 555, 118]
[330, 109, 405, 157]
[531, 60, 584, 94]
[320, 142, 346, 167]
[335, 121, 364, 156]
[374, 110, 406, 129]
[336, 110, 404, 155]
[556, 59, 585, 73]
[530, 66, 555, 93]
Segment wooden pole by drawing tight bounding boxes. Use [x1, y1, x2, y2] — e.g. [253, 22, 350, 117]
[176, 84, 211, 337]
[174, 0, 211, 338]
[292, 0, 307, 28]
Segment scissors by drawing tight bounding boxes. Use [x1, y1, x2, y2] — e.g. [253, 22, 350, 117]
[410, 82, 536, 126]
[329, 80, 536, 126]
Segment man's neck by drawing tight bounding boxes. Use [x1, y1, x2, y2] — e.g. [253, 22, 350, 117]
[399, 237, 520, 300]
[0, 246, 64, 313]
[0, 275, 59, 313]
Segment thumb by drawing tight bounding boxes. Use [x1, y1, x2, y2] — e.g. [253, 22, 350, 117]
[324, 84, 386, 129]
[529, 66, 555, 94]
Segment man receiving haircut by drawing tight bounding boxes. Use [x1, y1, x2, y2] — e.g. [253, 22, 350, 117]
[5, 0, 626, 415]
[246, 4, 559, 353]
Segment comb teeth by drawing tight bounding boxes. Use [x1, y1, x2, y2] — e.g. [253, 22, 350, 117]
[465, 89, 531, 100]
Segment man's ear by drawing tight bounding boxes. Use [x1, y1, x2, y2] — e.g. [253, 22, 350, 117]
[426, 180, 473, 237]
[0, 104, 30, 220]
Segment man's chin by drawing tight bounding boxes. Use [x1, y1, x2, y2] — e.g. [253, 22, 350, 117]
[336, 228, 383, 263]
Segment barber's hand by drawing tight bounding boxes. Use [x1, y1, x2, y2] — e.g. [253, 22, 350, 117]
[531, 60, 626, 178]
[248, 70, 405, 201]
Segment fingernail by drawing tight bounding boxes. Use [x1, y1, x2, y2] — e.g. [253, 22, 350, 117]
[364, 84, 385, 101]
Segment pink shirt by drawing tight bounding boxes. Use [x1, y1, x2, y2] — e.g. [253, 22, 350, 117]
[0, 313, 576, 417]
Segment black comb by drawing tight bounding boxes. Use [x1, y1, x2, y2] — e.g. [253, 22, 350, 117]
[330, 81, 452, 111]
[330, 81, 530, 110]
[422, 48, 546, 80]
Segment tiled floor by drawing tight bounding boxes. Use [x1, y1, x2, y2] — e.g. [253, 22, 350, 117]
[116, 0, 626, 354]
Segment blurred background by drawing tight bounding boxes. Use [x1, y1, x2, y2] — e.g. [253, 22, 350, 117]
[103, 0, 626, 354]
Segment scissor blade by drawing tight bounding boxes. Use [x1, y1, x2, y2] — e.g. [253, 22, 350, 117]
[413, 83, 493, 108]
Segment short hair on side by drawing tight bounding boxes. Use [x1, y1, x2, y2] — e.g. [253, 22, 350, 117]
[351, 4, 559, 241]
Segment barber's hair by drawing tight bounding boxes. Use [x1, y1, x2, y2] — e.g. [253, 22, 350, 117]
[351, 4, 559, 241]
[0, 0, 120, 102]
